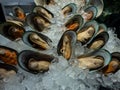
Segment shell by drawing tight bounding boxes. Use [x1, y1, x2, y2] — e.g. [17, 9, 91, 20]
[0, 22, 25, 41]
[82, 5, 98, 22]
[34, 0, 56, 6]
[26, 13, 51, 32]
[62, 3, 77, 17]
[87, 31, 109, 50]
[65, 14, 84, 32]
[88, 0, 104, 17]
[97, 24, 107, 35]
[18, 50, 55, 74]
[22, 31, 52, 50]
[33, 6, 54, 20]
[77, 49, 111, 72]
[102, 52, 120, 75]
[0, 45, 18, 65]
[0, 63, 17, 79]
[57, 31, 76, 60]
[77, 20, 99, 45]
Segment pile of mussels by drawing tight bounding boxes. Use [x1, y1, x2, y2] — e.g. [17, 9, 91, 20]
[0, 0, 120, 79]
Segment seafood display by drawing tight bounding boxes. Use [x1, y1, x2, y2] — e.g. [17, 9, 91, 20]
[18, 50, 55, 74]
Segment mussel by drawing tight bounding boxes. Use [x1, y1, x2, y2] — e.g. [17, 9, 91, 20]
[82, 5, 97, 22]
[77, 20, 98, 45]
[88, 0, 104, 17]
[12, 6, 26, 21]
[26, 13, 51, 32]
[0, 22, 25, 41]
[0, 63, 17, 79]
[77, 49, 111, 71]
[33, 6, 54, 20]
[34, 0, 56, 6]
[22, 31, 52, 50]
[61, 3, 77, 17]
[57, 31, 76, 60]
[97, 24, 107, 35]
[65, 14, 84, 32]
[18, 50, 55, 74]
[87, 31, 109, 50]
[102, 52, 120, 75]
[0, 45, 18, 65]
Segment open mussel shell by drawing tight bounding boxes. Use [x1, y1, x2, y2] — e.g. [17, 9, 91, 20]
[87, 31, 109, 50]
[77, 49, 111, 72]
[77, 20, 99, 45]
[22, 31, 52, 50]
[12, 6, 26, 21]
[62, 3, 77, 17]
[18, 50, 55, 74]
[26, 13, 51, 32]
[88, 0, 104, 18]
[65, 14, 84, 32]
[0, 63, 18, 79]
[33, 6, 54, 20]
[0, 22, 25, 41]
[57, 31, 76, 60]
[82, 5, 97, 21]
[0, 45, 18, 65]
[97, 24, 107, 35]
[34, 0, 56, 6]
[102, 52, 120, 75]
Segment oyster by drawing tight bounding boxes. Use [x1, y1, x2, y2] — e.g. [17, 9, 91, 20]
[0, 45, 18, 65]
[0, 22, 25, 41]
[87, 31, 109, 50]
[62, 3, 77, 17]
[57, 31, 76, 60]
[26, 13, 51, 32]
[18, 50, 55, 74]
[102, 52, 120, 75]
[88, 0, 104, 17]
[82, 5, 97, 22]
[0, 63, 17, 79]
[65, 14, 84, 32]
[77, 20, 98, 45]
[13, 6, 26, 21]
[77, 49, 111, 71]
[22, 31, 52, 50]
[33, 6, 54, 20]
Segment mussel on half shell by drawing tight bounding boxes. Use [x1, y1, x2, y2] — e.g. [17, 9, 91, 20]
[65, 14, 84, 32]
[97, 24, 107, 35]
[26, 13, 51, 32]
[57, 31, 76, 60]
[77, 49, 111, 72]
[77, 20, 98, 45]
[22, 31, 52, 50]
[18, 50, 55, 74]
[0, 45, 18, 65]
[33, 6, 54, 20]
[0, 22, 25, 41]
[102, 52, 120, 75]
[61, 3, 77, 17]
[34, 0, 56, 6]
[87, 31, 109, 50]
[0, 63, 17, 79]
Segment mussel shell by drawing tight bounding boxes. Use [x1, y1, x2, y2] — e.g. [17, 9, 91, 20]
[82, 5, 98, 21]
[22, 31, 52, 50]
[18, 50, 54, 74]
[0, 45, 18, 65]
[62, 3, 77, 16]
[77, 20, 99, 45]
[97, 24, 107, 35]
[33, 6, 54, 20]
[57, 30, 76, 60]
[88, 0, 104, 17]
[65, 14, 84, 32]
[34, 0, 56, 6]
[112, 52, 120, 61]
[87, 31, 109, 50]
[0, 22, 25, 41]
[77, 49, 111, 72]
[26, 13, 51, 32]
